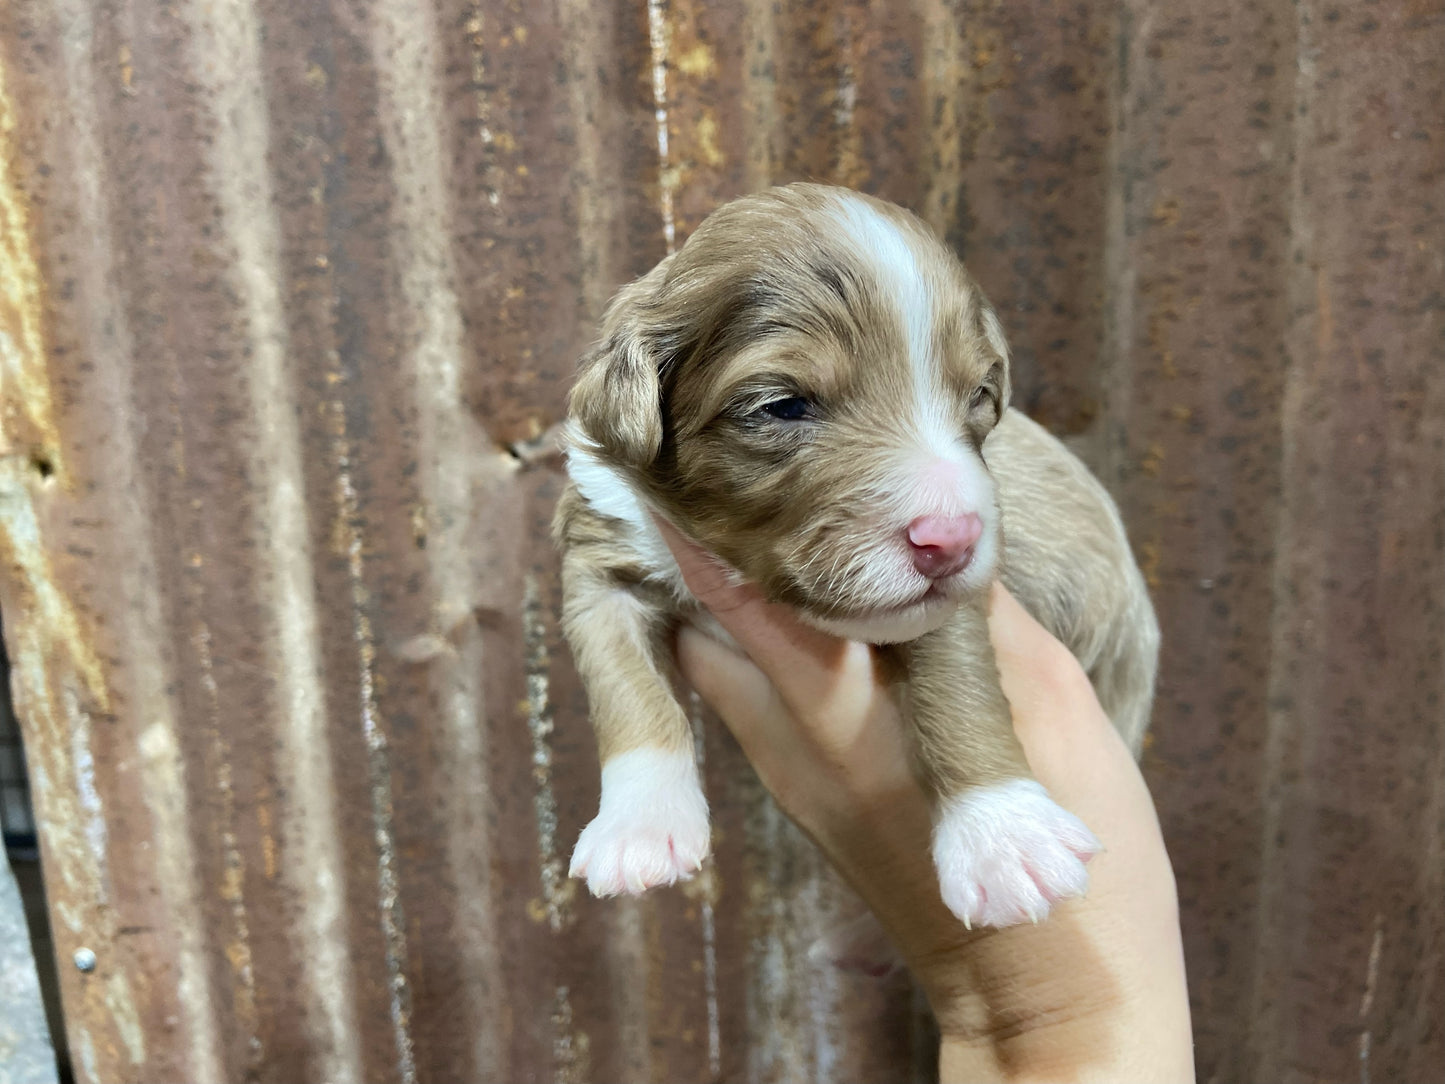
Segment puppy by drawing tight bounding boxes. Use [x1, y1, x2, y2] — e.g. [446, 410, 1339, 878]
[554, 184, 1158, 928]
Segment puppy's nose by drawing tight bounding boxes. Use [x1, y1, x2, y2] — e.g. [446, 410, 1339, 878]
[907, 514, 983, 579]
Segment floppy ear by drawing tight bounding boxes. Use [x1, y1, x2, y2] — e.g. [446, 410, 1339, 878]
[979, 304, 1013, 412]
[568, 260, 672, 469]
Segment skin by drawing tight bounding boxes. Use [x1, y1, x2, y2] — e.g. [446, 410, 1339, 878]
[655, 519, 1195, 1082]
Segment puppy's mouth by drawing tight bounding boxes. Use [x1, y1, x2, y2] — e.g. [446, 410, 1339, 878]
[873, 581, 953, 614]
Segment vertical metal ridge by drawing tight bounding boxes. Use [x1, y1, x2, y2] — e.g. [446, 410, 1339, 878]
[187, 618, 263, 1076]
[1097, 1, 1135, 492]
[326, 370, 418, 1083]
[740, 0, 779, 191]
[50, 6, 226, 1078]
[647, 0, 679, 254]
[916, 0, 965, 235]
[1249, 1, 1313, 1073]
[1241, 3, 1445, 1078]
[2, 20, 155, 1084]
[557, 0, 613, 324]
[180, 1, 362, 1079]
[0, 69, 60, 471]
[365, 1, 502, 1075]
[522, 573, 571, 933]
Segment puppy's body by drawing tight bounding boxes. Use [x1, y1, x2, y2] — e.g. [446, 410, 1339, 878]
[556, 185, 1158, 926]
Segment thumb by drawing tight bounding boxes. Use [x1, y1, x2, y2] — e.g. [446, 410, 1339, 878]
[652, 516, 858, 706]
[674, 625, 790, 755]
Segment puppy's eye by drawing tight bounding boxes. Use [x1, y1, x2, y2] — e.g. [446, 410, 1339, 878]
[969, 385, 998, 413]
[758, 396, 813, 421]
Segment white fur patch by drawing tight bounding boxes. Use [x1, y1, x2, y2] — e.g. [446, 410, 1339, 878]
[932, 779, 1100, 928]
[565, 430, 687, 594]
[828, 195, 933, 381]
[564, 428, 648, 525]
[569, 747, 711, 896]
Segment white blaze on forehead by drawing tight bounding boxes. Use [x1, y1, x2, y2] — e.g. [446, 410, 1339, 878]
[828, 194, 935, 390]
[827, 195, 961, 462]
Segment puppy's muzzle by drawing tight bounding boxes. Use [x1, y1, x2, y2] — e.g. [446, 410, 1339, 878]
[907, 513, 982, 579]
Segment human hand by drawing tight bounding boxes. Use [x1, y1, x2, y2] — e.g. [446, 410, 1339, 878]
[654, 518, 1194, 1083]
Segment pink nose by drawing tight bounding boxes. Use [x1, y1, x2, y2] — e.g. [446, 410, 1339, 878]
[907, 514, 983, 579]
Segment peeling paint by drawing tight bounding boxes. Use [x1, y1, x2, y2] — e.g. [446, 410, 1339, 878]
[550, 985, 590, 1084]
[522, 573, 573, 931]
[646, 0, 677, 254]
[330, 402, 417, 1083]
[699, 868, 721, 1079]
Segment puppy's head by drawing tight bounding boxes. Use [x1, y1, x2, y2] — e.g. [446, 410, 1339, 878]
[570, 184, 1012, 643]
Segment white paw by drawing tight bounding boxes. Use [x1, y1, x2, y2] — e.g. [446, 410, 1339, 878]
[569, 748, 711, 897]
[932, 779, 1100, 928]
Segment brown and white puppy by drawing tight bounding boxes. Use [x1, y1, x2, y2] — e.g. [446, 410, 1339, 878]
[554, 184, 1158, 928]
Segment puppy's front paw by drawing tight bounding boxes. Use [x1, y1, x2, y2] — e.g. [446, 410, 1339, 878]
[932, 779, 1100, 928]
[569, 748, 711, 897]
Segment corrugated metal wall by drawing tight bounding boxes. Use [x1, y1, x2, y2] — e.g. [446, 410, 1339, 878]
[0, 0, 1440, 1081]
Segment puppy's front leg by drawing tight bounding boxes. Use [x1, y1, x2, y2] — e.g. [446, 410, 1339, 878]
[904, 598, 1100, 928]
[562, 557, 709, 897]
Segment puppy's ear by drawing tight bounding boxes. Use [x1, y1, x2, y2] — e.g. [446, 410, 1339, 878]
[569, 260, 673, 469]
[979, 304, 1013, 412]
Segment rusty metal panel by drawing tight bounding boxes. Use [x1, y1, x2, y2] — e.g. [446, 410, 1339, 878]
[0, 1, 1439, 1082]
[1110, 2, 1445, 1081]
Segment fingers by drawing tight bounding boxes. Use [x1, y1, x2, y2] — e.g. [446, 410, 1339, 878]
[985, 581, 1074, 673]
[653, 516, 867, 713]
[674, 625, 783, 748]
[986, 583, 1107, 738]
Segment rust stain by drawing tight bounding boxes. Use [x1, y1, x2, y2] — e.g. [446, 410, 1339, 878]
[0, 54, 62, 473]
[693, 110, 725, 167]
[0, 52, 111, 935]
[1140, 441, 1166, 477]
[1147, 282, 1181, 380]
[0, 30, 159, 1084]
[1138, 538, 1162, 591]
[675, 40, 715, 78]
[257, 804, 278, 880]
[117, 43, 133, 93]
[920, 1, 966, 231]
